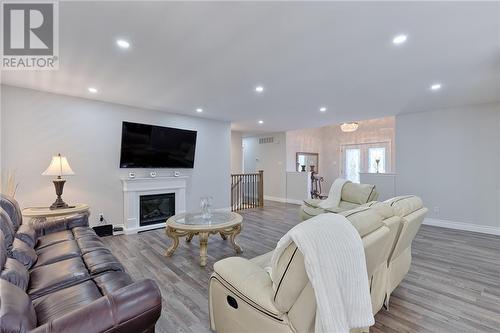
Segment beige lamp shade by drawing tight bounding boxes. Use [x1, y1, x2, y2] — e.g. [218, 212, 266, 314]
[42, 154, 75, 177]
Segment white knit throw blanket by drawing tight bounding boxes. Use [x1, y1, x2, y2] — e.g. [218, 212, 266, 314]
[318, 178, 350, 209]
[271, 213, 374, 333]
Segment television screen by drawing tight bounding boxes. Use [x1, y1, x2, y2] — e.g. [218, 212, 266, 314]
[119, 121, 197, 168]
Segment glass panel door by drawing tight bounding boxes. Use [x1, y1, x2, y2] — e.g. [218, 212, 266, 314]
[345, 148, 361, 183]
[341, 141, 391, 182]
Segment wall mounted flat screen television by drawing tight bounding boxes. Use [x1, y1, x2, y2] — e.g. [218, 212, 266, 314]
[119, 121, 197, 168]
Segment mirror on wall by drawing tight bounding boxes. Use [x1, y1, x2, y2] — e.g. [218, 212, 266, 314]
[296, 152, 319, 173]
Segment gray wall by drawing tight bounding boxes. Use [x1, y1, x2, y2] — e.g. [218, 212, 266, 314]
[396, 103, 500, 228]
[1, 85, 231, 226]
[243, 132, 286, 199]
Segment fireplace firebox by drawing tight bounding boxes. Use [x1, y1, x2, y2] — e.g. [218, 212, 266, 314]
[139, 193, 175, 227]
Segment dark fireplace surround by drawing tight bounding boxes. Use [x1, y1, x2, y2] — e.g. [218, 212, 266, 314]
[139, 193, 175, 227]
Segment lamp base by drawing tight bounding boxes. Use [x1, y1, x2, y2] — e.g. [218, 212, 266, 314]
[49, 178, 70, 210]
[49, 197, 70, 210]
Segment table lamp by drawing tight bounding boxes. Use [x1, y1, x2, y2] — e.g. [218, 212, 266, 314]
[42, 153, 74, 209]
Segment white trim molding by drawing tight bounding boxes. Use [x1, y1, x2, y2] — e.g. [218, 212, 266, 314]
[121, 176, 187, 234]
[424, 218, 500, 236]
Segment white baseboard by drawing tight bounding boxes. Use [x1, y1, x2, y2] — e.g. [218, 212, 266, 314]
[423, 218, 500, 236]
[264, 195, 302, 205]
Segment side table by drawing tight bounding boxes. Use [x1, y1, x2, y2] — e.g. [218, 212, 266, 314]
[22, 203, 90, 225]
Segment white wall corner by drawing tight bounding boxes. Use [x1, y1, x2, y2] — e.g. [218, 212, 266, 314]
[423, 218, 500, 236]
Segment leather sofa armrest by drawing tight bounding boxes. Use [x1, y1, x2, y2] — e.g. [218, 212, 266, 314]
[33, 212, 89, 236]
[212, 257, 281, 317]
[30, 279, 162, 333]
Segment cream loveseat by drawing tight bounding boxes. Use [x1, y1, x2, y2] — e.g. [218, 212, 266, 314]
[300, 182, 379, 221]
[209, 196, 427, 333]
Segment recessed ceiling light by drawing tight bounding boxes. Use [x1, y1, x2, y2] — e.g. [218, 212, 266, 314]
[258, 120, 264, 124]
[430, 83, 442, 91]
[116, 39, 130, 49]
[88, 87, 98, 93]
[196, 108, 203, 113]
[255, 86, 264, 93]
[319, 106, 327, 112]
[392, 34, 407, 45]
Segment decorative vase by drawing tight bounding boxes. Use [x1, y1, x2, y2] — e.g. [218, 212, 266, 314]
[201, 196, 213, 219]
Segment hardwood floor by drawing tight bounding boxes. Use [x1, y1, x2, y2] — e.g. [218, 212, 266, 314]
[102, 201, 500, 333]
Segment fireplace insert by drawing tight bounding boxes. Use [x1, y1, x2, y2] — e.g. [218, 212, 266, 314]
[139, 193, 175, 226]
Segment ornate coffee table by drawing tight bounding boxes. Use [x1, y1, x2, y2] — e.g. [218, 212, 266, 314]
[165, 212, 243, 267]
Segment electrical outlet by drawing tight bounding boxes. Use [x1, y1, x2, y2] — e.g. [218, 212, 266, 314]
[433, 206, 440, 215]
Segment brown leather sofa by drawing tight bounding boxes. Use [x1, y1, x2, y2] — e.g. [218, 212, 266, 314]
[0, 194, 162, 333]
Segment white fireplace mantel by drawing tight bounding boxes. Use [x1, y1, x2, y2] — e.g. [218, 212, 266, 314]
[121, 176, 187, 234]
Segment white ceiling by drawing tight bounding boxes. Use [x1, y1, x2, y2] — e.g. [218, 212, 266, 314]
[2, 1, 499, 133]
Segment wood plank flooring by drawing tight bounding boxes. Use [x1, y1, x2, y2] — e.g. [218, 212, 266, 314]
[102, 201, 500, 333]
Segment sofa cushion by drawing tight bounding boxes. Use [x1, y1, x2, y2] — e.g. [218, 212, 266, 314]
[77, 235, 108, 254]
[28, 257, 89, 299]
[33, 280, 102, 325]
[1, 258, 29, 291]
[72, 226, 98, 239]
[83, 249, 124, 275]
[34, 240, 81, 267]
[341, 183, 376, 204]
[301, 205, 325, 218]
[0, 194, 23, 231]
[385, 195, 424, 217]
[324, 201, 360, 213]
[93, 271, 133, 295]
[271, 243, 309, 313]
[16, 224, 37, 248]
[0, 279, 37, 332]
[11, 238, 37, 269]
[364, 202, 395, 219]
[302, 199, 322, 208]
[0, 208, 16, 250]
[340, 207, 384, 237]
[250, 251, 273, 269]
[36, 230, 74, 250]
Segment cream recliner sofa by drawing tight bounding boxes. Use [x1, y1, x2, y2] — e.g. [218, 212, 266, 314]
[300, 182, 379, 221]
[209, 196, 427, 333]
[381, 196, 428, 298]
[210, 203, 400, 333]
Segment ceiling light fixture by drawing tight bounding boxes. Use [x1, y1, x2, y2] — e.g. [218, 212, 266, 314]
[392, 34, 407, 45]
[258, 120, 264, 124]
[430, 83, 442, 91]
[319, 106, 327, 112]
[116, 39, 130, 49]
[196, 108, 203, 113]
[88, 87, 98, 93]
[340, 122, 359, 132]
[255, 86, 264, 93]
